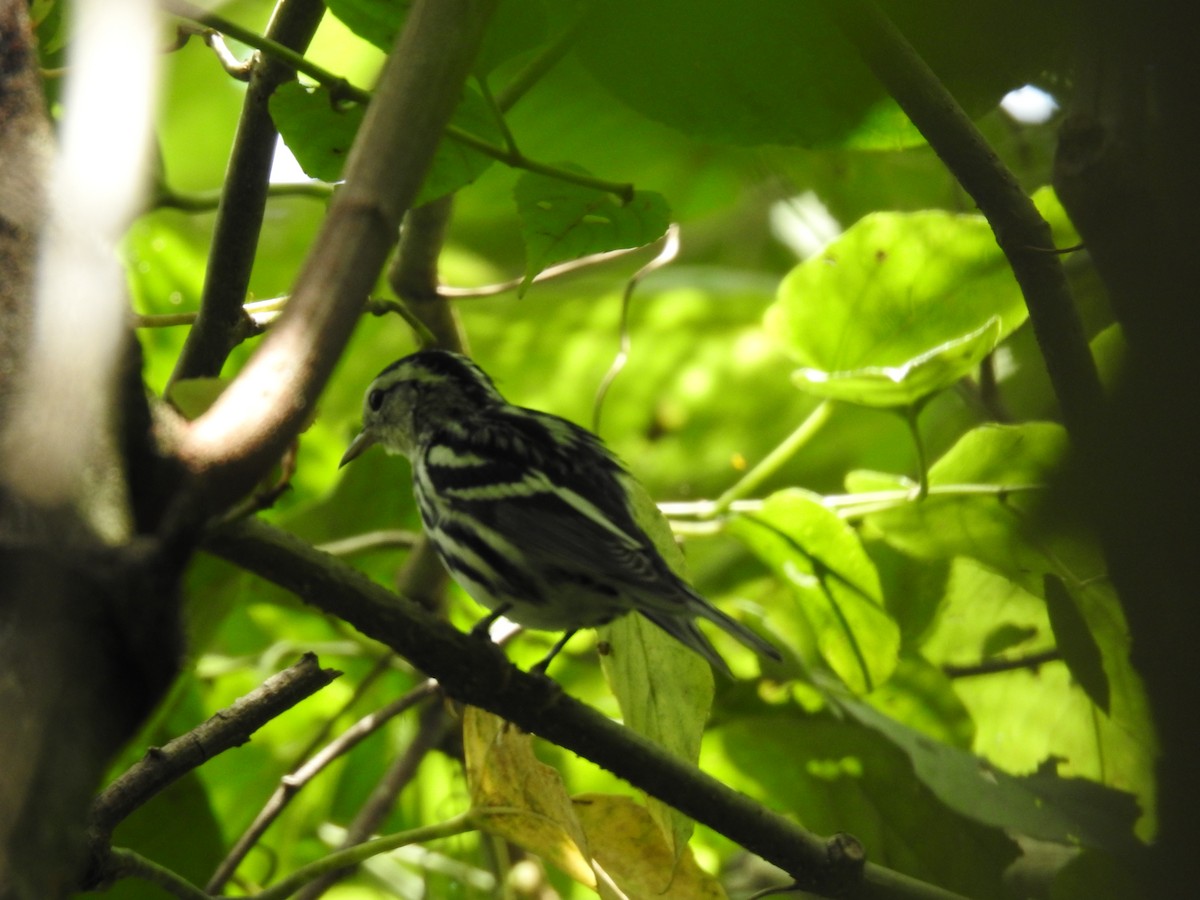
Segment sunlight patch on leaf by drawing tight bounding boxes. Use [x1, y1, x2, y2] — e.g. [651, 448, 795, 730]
[792, 317, 1003, 407]
[766, 208, 1029, 408]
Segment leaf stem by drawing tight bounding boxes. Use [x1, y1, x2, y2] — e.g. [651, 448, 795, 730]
[104, 848, 210, 900]
[251, 813, 477, 900]
[494, 4, 591, 112]
[712, 401, 833, 515]
[901, 404, 930, 500]
[659, 482, 1047, 522]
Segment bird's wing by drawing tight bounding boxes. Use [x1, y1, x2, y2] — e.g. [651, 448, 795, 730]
[421, 412, 681, 600]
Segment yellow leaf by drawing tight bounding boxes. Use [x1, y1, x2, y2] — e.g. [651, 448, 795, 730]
[463, 708, 623, 898]
[574, 794, 727, 899]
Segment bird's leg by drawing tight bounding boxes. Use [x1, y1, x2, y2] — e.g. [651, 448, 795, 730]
[470, 604, 513, 639]
[530, 630, 577, 674]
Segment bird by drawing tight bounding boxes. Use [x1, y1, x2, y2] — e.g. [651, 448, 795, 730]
[339, 349, 780, 676]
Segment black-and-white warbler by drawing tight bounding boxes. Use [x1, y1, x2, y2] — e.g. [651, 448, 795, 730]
[340, 350, 780, 676]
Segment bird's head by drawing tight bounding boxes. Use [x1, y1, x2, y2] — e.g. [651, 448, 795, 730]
[340, 350, 503, 466]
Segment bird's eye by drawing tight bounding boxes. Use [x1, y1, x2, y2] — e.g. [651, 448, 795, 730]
[367, 389, 385, 412]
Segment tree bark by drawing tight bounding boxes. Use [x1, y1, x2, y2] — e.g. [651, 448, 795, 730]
[1053, 2, 1200, 894]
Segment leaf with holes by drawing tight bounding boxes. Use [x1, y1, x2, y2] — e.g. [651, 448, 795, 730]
[515, 169, 670, 295]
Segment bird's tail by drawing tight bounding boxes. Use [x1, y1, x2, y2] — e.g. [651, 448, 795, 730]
[640, 592, 781, 678]
[686, 590, 781, 662]
[638, 609, 735, 677]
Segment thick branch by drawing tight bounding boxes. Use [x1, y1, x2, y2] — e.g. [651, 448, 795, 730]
[205, 518, 969, 900]
[1052, 3, 1200, 894]
[174, 0, 498, 520]
[169, 0, 326, 385]
[820, 0, 1103, 446]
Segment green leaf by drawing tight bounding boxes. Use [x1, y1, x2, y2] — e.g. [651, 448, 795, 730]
[729, 490, 899, 693]
[598, 473, 711, 861]
[863, 422, 1068, 579]
[865, 654, 974, 750]
[271, 82, 501, 204]
[1051, 850, 1143, 900]
[766, 209, 1030, 407]
[270, 81, 363, 182]
[719, 711, 1020, 898]
[325, 0, 409, 52]
[575, 0, 1061, 149]
[514, 170, 670, 294]
[872, 448, 1159, 842]
[835, 695, 1142, 852]
[325, 0, 546, 74]
[791, 317, 1003, 407]
[1044, 575, 1110, 714]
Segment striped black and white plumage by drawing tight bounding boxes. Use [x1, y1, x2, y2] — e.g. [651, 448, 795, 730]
[340, 350, 780, 676]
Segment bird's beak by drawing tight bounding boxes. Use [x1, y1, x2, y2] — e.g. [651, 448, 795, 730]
[339, 430, 377, 468]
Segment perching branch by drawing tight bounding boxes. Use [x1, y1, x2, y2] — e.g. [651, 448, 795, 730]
[205, 517, 971, 900]
[173, 0, 499, 521]
[819, 0, 1104, 447]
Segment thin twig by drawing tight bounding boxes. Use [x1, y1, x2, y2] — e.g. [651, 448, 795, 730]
[101, 848, 211, 900]
[252, 813, 478, 900]
[168, 0, 325, 386]
[316, 529, 422, 556]
[166, 0, 632, 201]
[205, 679, 439, 894]
[90, 653, 340, 839]
[293, 703, 455, 899]
[493, 4, 591, 112]
[197, 27, 254, 80]
[134, 296, 290, 330]
[439, 239, 656, 299]
[592, 223, 681, 432]
[709, 400, 834, 516]
[943, 649, 1061, 679]
[153, 181, 332, 214]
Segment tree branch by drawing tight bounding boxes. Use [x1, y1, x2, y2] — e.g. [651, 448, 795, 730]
[206, 678, 439, 894]
[293, 703, 454, 900]
[173, 0, 498, 521]
[819, 0, 1103, 447]
[169, 0, 326, 386]
[942, 649, 1061, 679]
[89, 652, 341, 841]
[204, 518, 970, 900]
[1052, 3, 1200, 893]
